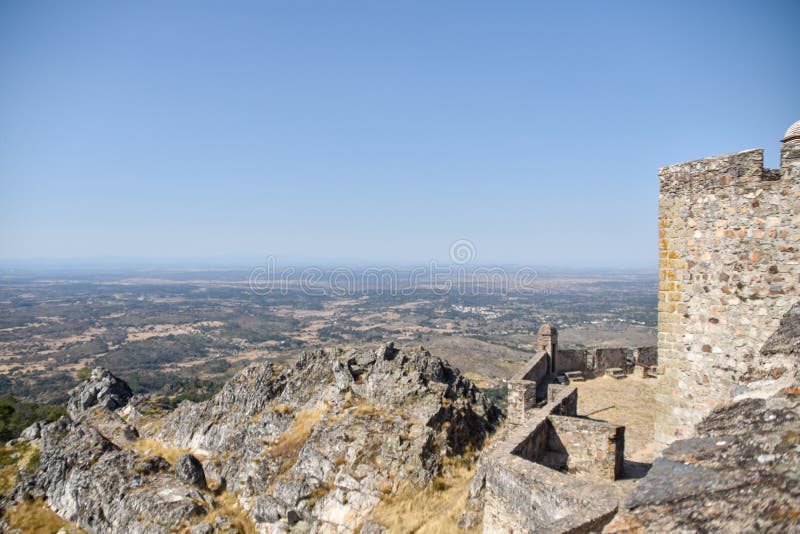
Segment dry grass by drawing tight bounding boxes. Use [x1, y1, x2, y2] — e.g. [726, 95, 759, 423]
[4, 499, 83, 533]
[129, 438, 204, 465]
[371, 464, 480, 534]
[351, 402, 384, 418]
[271, 402, 294, 415]
[197, 488, 256, 534]
[0, 462, 18, 495]
[252, 401, 294, 423]
[264, 405, 326, 473]
[0, 443, 38, 494]
[306, 482, 334, 508]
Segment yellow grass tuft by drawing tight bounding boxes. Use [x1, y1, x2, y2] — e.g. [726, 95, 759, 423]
[370, 464, 480, 534]
[4, 499, 83, 534]
[0, 443, 38, 494]
[270, 402, 294, 415]
[352, 402, 383, 418]
[129, 438, 204, 465]
[197, 487, 256, 534]
[264, 405, 326, 473]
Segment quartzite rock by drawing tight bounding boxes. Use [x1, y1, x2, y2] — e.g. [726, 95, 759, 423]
[66, 367, 133, 418]
[4, 343, 502, 533]
[175, 454, 207, 488]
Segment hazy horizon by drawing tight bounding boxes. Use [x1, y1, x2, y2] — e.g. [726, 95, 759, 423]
[0, 255, 658, 272]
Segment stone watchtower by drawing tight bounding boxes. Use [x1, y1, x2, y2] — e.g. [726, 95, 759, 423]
[782, 120, 800, 178]
[537, 323, 558, 374]
[507, 323, 560, 425]
[654, 119, 800, 452]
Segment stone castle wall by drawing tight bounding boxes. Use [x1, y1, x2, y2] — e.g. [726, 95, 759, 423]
[516, 349, 550, 384]
[547, 416, 624, 480]
[557, 346, 656, 376]
[634, 346, 658, 367]
[556, 349, 589, 373]
[591, 347, 628, 371]
[478, 385, 621, 533]
[507, 379, 538, 426]
[655, 143, 800, 451]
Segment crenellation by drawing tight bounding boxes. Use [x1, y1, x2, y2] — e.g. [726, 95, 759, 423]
[654, 121, 800, 452]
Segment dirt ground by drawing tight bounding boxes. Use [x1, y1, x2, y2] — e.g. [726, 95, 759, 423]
[572, 374, 656, 473]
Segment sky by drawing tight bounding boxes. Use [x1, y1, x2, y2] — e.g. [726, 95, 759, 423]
[0, 1, 798, 268]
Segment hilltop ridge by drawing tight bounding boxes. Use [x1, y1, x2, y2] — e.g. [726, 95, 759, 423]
[1, 343, 501, 533]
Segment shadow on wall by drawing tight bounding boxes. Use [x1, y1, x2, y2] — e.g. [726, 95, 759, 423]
[620, 459, 651, 481]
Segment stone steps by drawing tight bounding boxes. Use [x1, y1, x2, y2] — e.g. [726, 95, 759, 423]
[645, 365, 659, 378]
[606, 367, 627, 379]
[564, 371, 585, 382]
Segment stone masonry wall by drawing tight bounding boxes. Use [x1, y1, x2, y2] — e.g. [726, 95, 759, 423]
[592, 348, 629, 371]
[655, 145, 800, 452]
[634, 346, 658, 367]
[556, 349, 588, 373]
[510, 418, 549, 462]
[478, 342, 628, 532]
[507, 379, 537, 426]
[547, 415, 624, 480]
[556, 347, 656, 375]
[480, 385, 619, 533]
[515, 350, 550, 384]
[546, 384, 578, 416]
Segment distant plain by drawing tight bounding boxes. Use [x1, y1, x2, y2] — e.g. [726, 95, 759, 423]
[0, 266, 656, 403]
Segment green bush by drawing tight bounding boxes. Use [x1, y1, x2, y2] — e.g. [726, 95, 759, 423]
[0, 396, 66, 442]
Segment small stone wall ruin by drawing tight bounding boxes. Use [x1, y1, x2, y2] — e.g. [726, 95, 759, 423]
[467, 326, 627, 533]
[545, 416, 624, 480]
[556, 346, 657, 377]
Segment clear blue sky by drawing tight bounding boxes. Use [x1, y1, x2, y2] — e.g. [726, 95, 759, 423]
[1, 1, 797, 267]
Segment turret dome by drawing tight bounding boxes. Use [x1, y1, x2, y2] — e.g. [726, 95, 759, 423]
[783, 120, 800, 143]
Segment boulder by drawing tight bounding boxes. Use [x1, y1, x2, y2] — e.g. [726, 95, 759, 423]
[19, 421, 42, 441]
[175, 454, 207, 488]
[605, 389, 800, 532]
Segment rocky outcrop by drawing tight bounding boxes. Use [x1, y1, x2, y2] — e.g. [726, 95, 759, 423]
[606, 388, 800, 533]
[67, 367, 133, 419]
[1, 366, 251, 533]
[154, 343, 501, 532]
[11, 417, 212, 534]
[3, 343, 501, 533]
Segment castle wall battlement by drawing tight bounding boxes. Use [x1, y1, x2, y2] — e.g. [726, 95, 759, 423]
[659, 148, 770, 193]
[477, 384, 621, 533]
[654, 131, 800, 452]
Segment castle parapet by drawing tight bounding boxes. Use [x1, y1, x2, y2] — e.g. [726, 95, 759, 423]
[507, 379, 537, 426]
[659, 148, 769, 194]
[655, 120, 800, 452]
